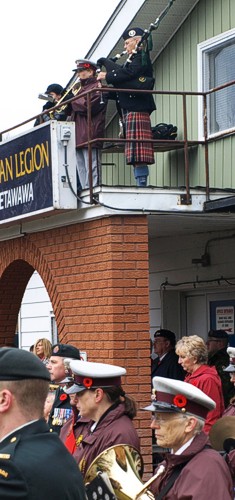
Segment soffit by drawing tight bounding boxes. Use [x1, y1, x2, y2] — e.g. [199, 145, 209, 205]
[87, 0, 200, 62]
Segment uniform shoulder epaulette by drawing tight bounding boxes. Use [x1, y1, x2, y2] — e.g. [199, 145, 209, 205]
[0, 434, 20, 460]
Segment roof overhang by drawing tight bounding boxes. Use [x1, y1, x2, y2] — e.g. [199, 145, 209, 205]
[86, 0, 200, 63]
[86, 0, 200, 125]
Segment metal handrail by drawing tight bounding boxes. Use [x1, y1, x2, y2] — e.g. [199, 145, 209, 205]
[1, 81, 235, 206]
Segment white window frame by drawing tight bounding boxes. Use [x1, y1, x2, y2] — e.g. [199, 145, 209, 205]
[197, 28, 235, 140]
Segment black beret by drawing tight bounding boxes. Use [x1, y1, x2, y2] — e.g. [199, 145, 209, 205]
[122, 27, 144, 40]
[51, 343, 81, 360]
[0, 348, 50, 381]
[208, 329, 229, 340]
[45, 83, 63, 95]
[154, 329, 176, 343]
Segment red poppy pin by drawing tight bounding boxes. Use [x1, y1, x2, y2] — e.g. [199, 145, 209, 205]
[60, 394, 67, 401]
[83, 377, 93, 388]
[173, 394, 187, 408]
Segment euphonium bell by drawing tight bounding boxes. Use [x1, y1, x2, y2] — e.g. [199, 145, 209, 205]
[84, 444, 155, 500]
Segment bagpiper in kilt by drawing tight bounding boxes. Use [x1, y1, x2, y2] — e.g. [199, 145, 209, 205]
[97, 26, 156, 186]
[123, 110, 155, 165]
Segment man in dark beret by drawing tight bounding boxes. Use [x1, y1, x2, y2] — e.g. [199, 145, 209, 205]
[207, 329, 234, 407]
[47, 343, 82, 434]
[97, 27, 156, 187]
[151, 329, 186, 381]
[0, 347, 86, 499]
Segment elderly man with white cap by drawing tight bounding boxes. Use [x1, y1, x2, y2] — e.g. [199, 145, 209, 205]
[65, 360, 140, 476]
[143, 377, 233, 499]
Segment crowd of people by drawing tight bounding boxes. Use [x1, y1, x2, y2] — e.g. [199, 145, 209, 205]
[35, 26, 156, 191]
[1, 325, 234, 498]
[5, 24, 235, 499]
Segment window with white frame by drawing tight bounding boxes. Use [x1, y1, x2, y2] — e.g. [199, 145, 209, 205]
[198, 29, 235, 138]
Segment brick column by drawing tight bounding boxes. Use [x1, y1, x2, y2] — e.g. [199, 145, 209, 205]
[0, 214, 152, 473]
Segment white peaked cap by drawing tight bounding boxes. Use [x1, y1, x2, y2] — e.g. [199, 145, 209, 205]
[65, 360, 126, 394]
[224, 347, 235, 372]
[143, 376, 216, 419]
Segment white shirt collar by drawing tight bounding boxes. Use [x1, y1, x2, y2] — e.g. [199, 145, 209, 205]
[172, 436, 195, 455]
[159, 352, 168, 361]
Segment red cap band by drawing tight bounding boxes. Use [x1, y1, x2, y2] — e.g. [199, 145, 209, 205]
[156, 391, 209, 419]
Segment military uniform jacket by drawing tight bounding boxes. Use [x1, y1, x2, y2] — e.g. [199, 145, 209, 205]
[0, 419, 86, 499]
[150, 432, 233, 499]
[48, 386, 73, 434]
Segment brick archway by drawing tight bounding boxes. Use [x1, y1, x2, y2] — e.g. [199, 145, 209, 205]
[0, 215, 152, 471]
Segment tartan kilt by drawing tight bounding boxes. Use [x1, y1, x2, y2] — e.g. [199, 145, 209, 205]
[123, 111, 155, 165]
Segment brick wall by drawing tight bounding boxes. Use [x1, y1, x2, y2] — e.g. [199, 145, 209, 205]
[0, 214, 152, 474]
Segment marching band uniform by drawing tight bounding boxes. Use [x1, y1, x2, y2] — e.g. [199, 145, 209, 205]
[71, 59, 107, 190]
[150, 431, 233, 500]
[144, 377, 233, 499]
[60, 406, 90, 454]
[73, 401, 140, 476]
[64, 360, 140, 477]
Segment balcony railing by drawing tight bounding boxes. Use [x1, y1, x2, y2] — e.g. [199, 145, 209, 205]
[1, 81, 235, 207]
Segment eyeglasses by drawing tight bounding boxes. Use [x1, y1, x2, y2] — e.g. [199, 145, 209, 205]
[152, 339, 167, 344]
[151, 415, 185, 425]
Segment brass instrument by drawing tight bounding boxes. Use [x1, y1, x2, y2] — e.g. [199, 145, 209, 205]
[84, 444, 163, 500]
[38, 93, 55, 102]
[49, 73, 81, 119]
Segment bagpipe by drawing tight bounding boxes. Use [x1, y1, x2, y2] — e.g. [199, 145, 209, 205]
[98, 0, 176, 66]
[97, 0, 176, 92]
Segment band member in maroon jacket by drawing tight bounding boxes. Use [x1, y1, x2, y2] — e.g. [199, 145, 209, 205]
[144, 377, 233, 499]
[64, 360, 140, 477]
[71, 59, 107, 191]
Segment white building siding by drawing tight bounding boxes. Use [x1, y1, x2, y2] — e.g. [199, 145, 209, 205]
[149, 230, 235, 342]
[18, 272, 55, 350]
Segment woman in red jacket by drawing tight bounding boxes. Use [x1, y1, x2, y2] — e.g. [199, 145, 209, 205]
[176, 335, 224, 432]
